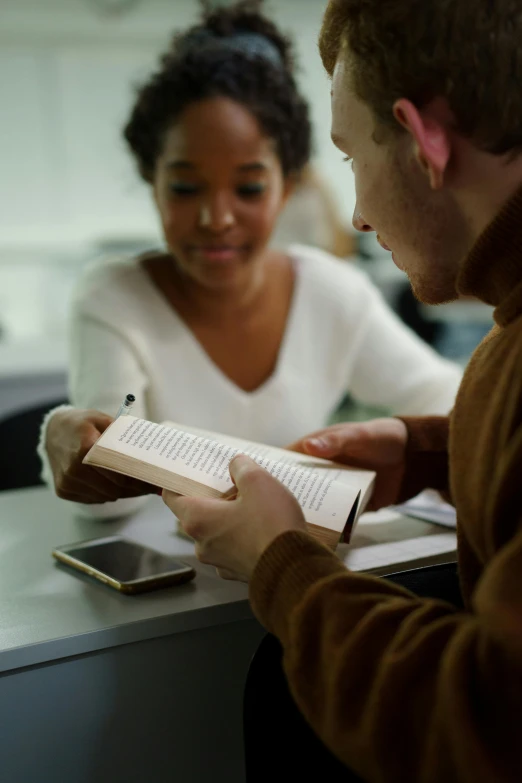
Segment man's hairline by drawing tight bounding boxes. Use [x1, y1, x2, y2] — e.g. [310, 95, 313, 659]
[328, 43, 405, 149]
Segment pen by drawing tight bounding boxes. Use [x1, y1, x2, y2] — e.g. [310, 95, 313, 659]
[115, 393, 136, 419]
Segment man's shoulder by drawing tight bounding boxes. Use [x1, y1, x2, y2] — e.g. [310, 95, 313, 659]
[495, 317, 522, 398]
[476, 318, 522, 372]
[460, 317, 522, 446]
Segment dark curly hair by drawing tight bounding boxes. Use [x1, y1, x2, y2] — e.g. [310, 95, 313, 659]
[123, 0, 312, 184]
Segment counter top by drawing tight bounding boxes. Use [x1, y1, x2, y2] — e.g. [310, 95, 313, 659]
[0, 488, 253, 674]
[0, 487, 456, 675]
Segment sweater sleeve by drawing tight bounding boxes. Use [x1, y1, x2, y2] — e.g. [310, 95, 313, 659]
[39, 311, 150, 520]
[250, 528, 522, 782]
[346, 279, 462, 416]
[68, 312, 149, 418]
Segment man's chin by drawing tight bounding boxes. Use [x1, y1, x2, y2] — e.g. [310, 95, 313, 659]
[401, 264, 458, 305]
[409, 276, 459, 306]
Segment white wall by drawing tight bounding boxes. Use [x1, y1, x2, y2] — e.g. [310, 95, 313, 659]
[0, 0, 356, 252]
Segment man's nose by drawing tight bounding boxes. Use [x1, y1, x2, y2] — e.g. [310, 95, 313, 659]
[352, 208, 373, 233]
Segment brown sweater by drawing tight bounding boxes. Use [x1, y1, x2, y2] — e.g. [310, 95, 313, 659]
[250, 187, 522, 783]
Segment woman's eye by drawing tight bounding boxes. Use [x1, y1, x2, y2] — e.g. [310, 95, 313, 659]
[343, 156, 355, 172]
[168, 183, 200, 196]
[237, 183, 266, 198]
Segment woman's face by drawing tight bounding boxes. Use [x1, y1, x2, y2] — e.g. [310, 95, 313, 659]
[153, 96, 293, 291]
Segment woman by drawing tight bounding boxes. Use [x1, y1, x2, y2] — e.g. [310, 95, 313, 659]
[40, 0, 461, 516]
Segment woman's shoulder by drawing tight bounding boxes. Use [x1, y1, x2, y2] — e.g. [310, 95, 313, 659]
[72, 253, 156, 319]
[74, 254, 144, 297]
[288, 244, 379, 309]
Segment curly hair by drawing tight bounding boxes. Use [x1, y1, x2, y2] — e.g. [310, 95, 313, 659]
[124, 0, 312, 183]
[319, 0, 522, 156]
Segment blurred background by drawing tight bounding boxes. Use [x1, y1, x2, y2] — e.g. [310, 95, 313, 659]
[0, 0, 493, 421]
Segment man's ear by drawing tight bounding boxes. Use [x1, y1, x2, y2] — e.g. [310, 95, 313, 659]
[393, 98, 452, 189]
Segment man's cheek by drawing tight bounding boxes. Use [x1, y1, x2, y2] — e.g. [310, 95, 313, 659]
[354, 167, 373, 210]
[362, 176, 391, 233]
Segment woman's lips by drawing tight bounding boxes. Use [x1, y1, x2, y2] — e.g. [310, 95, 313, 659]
[191, 246, 243, 263]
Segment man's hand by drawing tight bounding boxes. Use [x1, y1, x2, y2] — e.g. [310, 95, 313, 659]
[46, 408, 156, 504]
[163, 454, 307, 582]
[288, 418, 408, 510]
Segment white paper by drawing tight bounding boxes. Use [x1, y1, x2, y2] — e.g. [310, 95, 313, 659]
[344, 532, 457, 572]
[394, 490, 456, 529]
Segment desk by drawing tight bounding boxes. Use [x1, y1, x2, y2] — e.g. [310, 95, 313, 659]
[0, 488, 456, 783]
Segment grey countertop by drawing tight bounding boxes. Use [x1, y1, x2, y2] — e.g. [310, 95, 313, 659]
[0, 488, 253, 674]
[0, 487, 456, 676]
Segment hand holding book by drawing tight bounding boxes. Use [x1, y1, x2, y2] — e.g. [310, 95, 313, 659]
[83, 416, 376, 549]
[45, 408, 157, 504]
[288, 418, 409, 511]
[162, 420, 410, 584]
[165, 453, 308, 582]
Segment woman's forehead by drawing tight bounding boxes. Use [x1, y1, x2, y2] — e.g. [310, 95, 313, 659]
[160, 97, 278, 164]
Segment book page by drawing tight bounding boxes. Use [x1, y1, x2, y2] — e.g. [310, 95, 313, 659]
[163, 420, 375, 504]
[92, 417, 361, 532]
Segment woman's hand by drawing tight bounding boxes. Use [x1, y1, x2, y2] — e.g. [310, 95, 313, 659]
[46, 408, 156, 504]
[287, 418, 408, 510]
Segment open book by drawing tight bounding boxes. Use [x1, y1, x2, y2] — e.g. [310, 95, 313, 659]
[84, 417, 376, 549]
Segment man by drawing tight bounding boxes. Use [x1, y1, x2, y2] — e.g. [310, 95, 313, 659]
[165, 1, 522, 780]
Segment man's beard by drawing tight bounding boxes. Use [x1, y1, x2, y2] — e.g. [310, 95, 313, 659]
[406, 214, 471, 305]
[391, 157, 471, 305]
[408, 272, 459, 306]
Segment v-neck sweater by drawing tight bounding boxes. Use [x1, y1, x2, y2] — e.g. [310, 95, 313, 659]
[40, 244, 460, 518]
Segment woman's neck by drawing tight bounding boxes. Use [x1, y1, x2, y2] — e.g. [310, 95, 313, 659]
[145, 250, 289, 325]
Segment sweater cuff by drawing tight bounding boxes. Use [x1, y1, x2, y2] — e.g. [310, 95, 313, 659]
[397, 416, 450, 502]
[250, 531, 348, 640]
[37, 404, 74, 486]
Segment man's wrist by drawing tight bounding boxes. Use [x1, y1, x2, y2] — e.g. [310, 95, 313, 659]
[249, 530, 346, 641]
[395, 416, 450, 501]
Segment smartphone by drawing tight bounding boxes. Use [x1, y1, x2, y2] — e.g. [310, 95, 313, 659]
[52, 536, 196, 594]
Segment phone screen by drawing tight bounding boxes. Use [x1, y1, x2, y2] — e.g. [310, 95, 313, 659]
[64, 539, 188, 582]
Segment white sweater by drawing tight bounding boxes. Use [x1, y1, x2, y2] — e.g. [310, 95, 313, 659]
[40, 244, 461, 517]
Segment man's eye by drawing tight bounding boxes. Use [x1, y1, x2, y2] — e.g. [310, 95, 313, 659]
[169, 183, 199, 196]
[237, 183, 266, 197]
